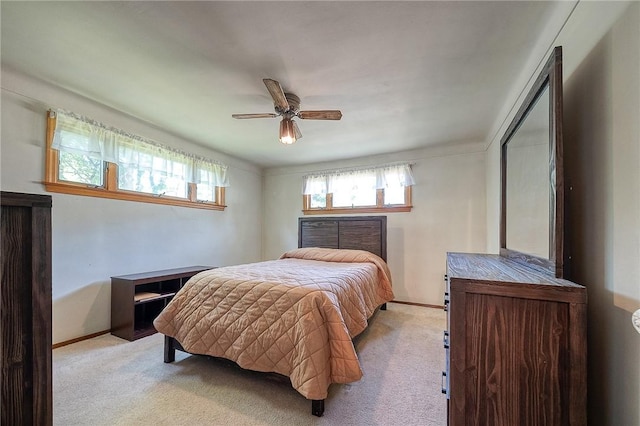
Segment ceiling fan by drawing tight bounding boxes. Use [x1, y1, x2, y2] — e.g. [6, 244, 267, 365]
[232, 78, 342, 144]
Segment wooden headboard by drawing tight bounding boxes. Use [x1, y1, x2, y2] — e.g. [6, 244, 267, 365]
[298, 216, 387, 261]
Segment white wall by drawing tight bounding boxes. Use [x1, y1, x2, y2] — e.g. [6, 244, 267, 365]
[1, 68, 264, 344]
[1, 65, 487, 337]
[263, 143, 487, 306]
[485, 2, 640, 424]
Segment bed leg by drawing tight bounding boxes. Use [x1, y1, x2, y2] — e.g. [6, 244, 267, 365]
[311, 399, 325, 417]
[381, 303, 387, 311]
[164, 335, 176, 363]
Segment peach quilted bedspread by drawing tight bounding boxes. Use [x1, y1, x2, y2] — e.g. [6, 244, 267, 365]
[153, 247, 394, 400]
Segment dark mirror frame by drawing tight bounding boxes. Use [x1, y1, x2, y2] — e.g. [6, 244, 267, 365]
[500, 46, 565, 278]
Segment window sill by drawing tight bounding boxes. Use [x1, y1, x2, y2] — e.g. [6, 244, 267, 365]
[44, 182, 226, 211]
[302, 205, 412, 215]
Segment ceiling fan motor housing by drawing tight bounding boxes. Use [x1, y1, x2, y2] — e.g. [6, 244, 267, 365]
[277, 93, 300, 116]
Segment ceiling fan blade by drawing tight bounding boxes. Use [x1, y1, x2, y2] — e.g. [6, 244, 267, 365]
[232, 113, 278, 119]
[263, 79, 290, 111]
[293, 120, 303, 140]
[298, 110, 343, 120]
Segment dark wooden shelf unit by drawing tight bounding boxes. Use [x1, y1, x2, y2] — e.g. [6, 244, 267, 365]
[444, 252, 587, 426]
[111, 266, 213, 341]
[1, 191, 53, 426]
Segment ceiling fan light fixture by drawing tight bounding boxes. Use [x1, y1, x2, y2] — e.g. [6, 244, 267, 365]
[279, 118, 297, 145]
[234, 78, 340, 144]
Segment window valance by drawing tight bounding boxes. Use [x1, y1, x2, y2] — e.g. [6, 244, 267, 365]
[51, 109, 230, 187]
[302, 162, 415, 195]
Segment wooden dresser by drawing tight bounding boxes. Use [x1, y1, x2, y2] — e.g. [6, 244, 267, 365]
[444, 252, 587, 425]
[1, 192, 53, 425]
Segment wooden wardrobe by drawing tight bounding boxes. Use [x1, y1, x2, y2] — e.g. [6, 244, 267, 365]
[1, 191, 53, 425]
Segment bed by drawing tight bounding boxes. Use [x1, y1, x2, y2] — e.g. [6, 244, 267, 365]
[153, 216, 392, 416]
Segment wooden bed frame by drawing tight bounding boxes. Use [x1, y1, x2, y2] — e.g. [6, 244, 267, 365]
[162, 216, 388, 417]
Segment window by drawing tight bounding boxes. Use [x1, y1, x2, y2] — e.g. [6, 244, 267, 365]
[58, 151, 103, 186]
[302, 163, 414, 214]
[45, 110, 228, 210]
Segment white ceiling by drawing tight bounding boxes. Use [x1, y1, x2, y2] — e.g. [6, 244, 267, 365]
[1, 1, 562, 168]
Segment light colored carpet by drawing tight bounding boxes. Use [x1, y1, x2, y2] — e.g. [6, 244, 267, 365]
[53, 303, 447, 425]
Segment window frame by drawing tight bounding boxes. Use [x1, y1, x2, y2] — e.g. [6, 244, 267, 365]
[302, 185, 412, 215]
[44, 112, 226, 211]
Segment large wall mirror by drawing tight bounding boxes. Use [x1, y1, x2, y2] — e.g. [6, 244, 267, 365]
[500, 46, 565, 278]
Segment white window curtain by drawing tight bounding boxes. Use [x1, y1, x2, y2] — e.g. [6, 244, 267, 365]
[194, 159, 230, 188]
[302, 163, 415, 195]
[117, 137, 192, 197]
[52, 110, 118, 163]
[51, 109, 230, 187]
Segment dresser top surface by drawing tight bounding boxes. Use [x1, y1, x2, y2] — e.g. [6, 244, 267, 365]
[447, 252, 584, 289]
